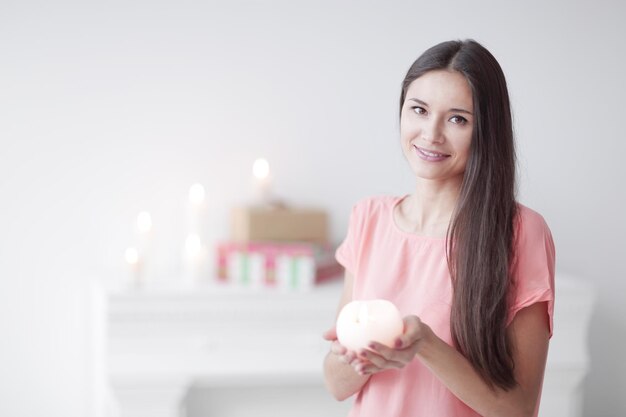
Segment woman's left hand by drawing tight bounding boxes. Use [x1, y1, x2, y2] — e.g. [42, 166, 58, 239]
[352, 315, 434, 376]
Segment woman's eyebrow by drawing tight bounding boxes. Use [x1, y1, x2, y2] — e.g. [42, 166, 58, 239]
[408, 98, 429, 106]
[408, 97, 473, 116]
[450, 107, 473, 116]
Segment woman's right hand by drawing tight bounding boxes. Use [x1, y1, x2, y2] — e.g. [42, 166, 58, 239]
[323, 270, 372, 400]
[323, 327, 368, 371]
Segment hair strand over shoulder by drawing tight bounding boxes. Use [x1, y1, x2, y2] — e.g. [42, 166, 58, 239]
[400, 39, 518, 390]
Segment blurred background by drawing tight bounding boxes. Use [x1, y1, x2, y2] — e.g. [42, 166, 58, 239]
[0, 0, 624, 416]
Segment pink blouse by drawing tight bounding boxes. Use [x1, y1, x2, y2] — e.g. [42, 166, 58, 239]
[335, 195, 555, 417]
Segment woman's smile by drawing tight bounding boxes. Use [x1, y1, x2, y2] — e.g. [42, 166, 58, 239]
[413, 145, 451, 162]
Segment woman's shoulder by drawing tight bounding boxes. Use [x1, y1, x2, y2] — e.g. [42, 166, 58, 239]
[509, 203, 556, 333]
[515, 203, 552, 236]
[350, 194, 400, 219]
[512, 202, 555, 267]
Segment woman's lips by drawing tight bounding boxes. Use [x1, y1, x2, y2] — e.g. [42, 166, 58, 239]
[414, 145, 451, 162]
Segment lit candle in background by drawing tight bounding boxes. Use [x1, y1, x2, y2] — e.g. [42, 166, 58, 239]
[125, 246, 142, 287]
[187, 183, 207, 242]
[185, 233, 202, 256]
[189, 183, 206, 206]
[252, 157, 272, 205]
[137, 211, 152, 235]
[182, 232, 208, 285]
[135, 211, 153, 282]
[183, 184, 212, 285]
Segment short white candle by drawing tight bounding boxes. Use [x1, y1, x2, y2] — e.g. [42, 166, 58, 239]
[336, 299, 404, 352]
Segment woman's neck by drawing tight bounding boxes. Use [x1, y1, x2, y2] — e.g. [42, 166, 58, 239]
[401, 178, 462, 235]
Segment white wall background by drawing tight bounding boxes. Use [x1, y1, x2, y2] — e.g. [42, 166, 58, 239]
[0, 0, 624, 416]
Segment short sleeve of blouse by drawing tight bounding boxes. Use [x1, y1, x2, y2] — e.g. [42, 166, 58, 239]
[508, 206, 556, 337]
[335, 201, 366, 276]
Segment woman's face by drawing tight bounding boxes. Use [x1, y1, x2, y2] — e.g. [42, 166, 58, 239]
[400, 70, 474, 185]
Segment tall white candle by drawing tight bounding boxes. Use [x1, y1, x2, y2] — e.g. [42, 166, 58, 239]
[135, 211, 153, 281]
[184, 183, 214, 283]
[182, 233, 208, 285]
[252, 157, 272, 205]
[187, 183, 207, 241]
[125, 246, 142, 287]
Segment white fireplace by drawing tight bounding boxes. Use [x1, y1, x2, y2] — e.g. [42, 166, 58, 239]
[98, 273, 594, 417]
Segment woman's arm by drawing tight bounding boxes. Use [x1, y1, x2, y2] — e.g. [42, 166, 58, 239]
[357, 302, 550, 417]
[322, 270, 371, 401]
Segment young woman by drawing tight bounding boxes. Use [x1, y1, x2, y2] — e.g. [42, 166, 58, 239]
[323, 39, 555, 417]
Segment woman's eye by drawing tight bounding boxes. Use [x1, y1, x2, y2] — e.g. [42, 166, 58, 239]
[450, 115, 468, 125]
[411, 106, 426, 115]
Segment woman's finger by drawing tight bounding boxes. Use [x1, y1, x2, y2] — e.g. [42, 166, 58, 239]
[366, 342, 399, 361]
[394, 315, 425, 349]
[322, 327, 337, 341]
[360, 348, 408, 370]
[345, 351, 360, 365]
[353, 359, 378, 375]
[330, 340, 347, 356]
[358, 358, 405, 375]
[369, 341, 418, 364]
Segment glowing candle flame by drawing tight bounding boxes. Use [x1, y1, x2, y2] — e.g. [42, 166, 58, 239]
[189, 183, 206, 205]
[137, 211, 152, 233]
[252, 158, 270, 180]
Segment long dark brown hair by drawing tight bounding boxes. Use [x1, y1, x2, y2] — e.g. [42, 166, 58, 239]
[400, 39, 518, 390]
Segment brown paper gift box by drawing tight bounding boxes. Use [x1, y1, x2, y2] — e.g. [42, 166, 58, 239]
[231, 205, 328, 243]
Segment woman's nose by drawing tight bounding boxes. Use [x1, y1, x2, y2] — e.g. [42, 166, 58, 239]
[421, 119, 444, 143]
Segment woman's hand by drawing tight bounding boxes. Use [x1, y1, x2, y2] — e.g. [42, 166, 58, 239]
[351, 315, 434, 376]
[322, 327, 363, 369]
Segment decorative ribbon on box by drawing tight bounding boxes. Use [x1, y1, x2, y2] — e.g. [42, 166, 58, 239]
[216, 241, 342, 290]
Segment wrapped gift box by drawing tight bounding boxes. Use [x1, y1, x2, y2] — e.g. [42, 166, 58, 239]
[216, 241, 342, 290]
[231, 205, 328, 243]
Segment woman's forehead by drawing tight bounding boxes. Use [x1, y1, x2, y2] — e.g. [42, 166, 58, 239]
[406, 70, 473, 111]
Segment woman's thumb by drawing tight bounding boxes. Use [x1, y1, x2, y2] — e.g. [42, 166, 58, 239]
[322, 327, 337, 341]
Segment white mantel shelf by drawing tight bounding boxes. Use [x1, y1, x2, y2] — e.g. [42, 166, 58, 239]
[102, 274, 594, 417]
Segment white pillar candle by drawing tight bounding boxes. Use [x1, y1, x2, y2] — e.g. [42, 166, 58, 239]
[182, 233, 208, 285]
[185, 183, 217, 281]
[187, 183, 207, 240]
[125, 246, 142, 287]
[135, 211, 153, 281]
[336, 299, 404, 352]
[251, 157, 272, 205]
